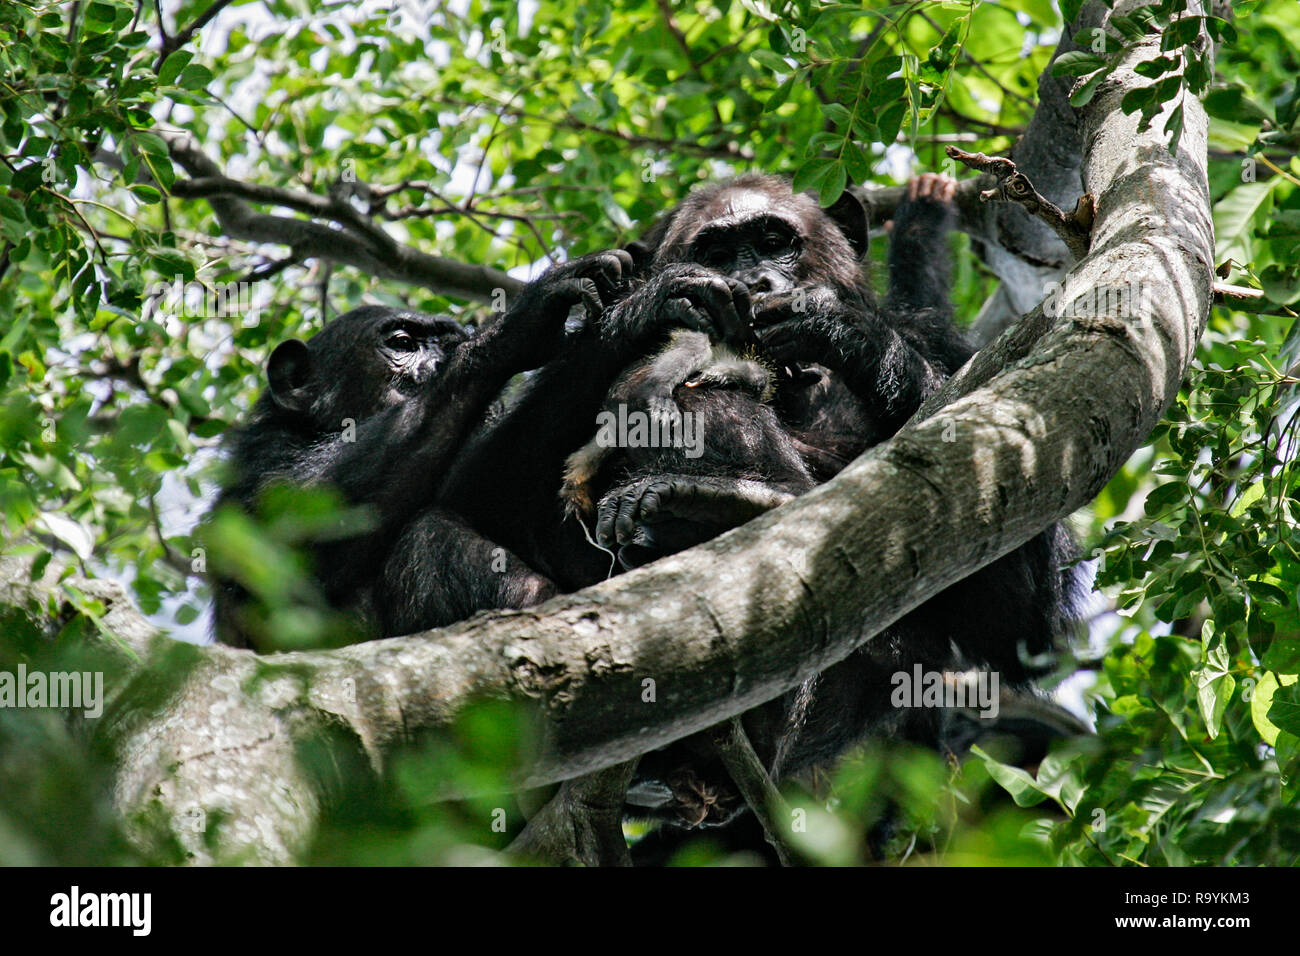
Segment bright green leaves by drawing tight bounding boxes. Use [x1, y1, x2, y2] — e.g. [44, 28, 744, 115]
[750, 3, 1008, 205]
[1213, 179, 1276, 279]
[1193, 628, 1235, 739]
[1050, 1, 1238, 155]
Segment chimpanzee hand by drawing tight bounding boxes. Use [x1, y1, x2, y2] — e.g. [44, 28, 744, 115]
[886, 172, 958, 239]
[502, 249, 635, 362]
[750, 292, 872, 373]
[601, 263, 756, 358]
[546, 248, 635, 317]
[594, 474, 798, 569]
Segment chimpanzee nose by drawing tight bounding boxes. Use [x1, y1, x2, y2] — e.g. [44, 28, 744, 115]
[734, 268, 792, 295]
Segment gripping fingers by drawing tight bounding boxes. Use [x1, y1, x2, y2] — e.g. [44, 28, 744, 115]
[663, 274, 750, 344]
[550, 276, 604, 324]
[908, 172, 957, 204]
[574, 249, 634, 302]
[595, 478, 665, 549]
[574, 277, 603, 324]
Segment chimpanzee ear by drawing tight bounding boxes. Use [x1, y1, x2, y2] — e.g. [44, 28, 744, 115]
[267, 339, 314, 415]
[825, 189, 870, 260]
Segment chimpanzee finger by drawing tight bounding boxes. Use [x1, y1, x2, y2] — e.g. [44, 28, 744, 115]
[545, 276, 604, 326]
[578, 250, 635, 302]
[670, 275, 749, 346]
[661, 297, 713, 335]
[575, 277, 603, 324]
[723, 279, 760, 348]
[615, 481, 662, 546]
[595, 492, 621, 550]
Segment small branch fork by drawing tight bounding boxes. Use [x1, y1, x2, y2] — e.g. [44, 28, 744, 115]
[945, 145, 1095, 261]
[506, 717, 800, 866]
[942, 145, 1292, 316]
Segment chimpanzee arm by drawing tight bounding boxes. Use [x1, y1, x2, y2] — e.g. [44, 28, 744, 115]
[322, 252, 631, 528]
[441, 264, 760, 586]
[884, 173, 958, 318]
[376, 506, 557, 635]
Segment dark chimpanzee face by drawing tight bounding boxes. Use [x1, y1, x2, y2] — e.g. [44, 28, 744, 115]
[688, 212, 803, 295]
[266, 306, 469, 426]
[646, 175, 870, 299]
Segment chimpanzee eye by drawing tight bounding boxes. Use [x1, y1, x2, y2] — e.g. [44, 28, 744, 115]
[695, 244, 724, 267]
[385, 329, 418, 351]
[762, 231, 791, 253]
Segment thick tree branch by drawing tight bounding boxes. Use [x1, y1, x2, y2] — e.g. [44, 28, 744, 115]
[25, 2, 1212, 865]
[163, 133, 524, 304]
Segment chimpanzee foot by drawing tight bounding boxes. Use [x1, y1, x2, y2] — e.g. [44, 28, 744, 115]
[593, 475, 798, 568]
[666, 767, 743, 827]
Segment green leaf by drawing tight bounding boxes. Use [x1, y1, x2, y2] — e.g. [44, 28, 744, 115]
[817, 162, 847, 207]
[1213, 180, 1276, 272]
[820, 102, 852, 129]
[129, 184, 162, 204]
[1204, 85, 1273, 125]
[1108, 14, 1151, 41]
[1052, 51, 1109, 77]
[1164, 102, 1185, 155]
[1134, 55, 1180, 78]
[1162, 16, 1205, 49]
[1121, 85, 1156, 116]
[157, 49, 193, 87]
[177, 64, 214, 92]
[791, 158, 835, 195]
[972, 747, 1050, 807]
[1248, 671, 1289, 743]
[1192, 638, 1234, 739]
[764, 75, 796, 113]
[1060, 0, 1085, 25]
[750, 49, 790, 72]
[1070, 65, 1114, 108]
[1267, 681, 1300, 738]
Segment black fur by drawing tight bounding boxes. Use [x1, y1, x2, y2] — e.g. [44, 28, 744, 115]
[209, 252, 630, 650]
[442, 175, 1080, 836]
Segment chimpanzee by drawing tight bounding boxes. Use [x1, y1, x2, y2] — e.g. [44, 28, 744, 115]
[209, 252, 631, 650]
[600, 174, 1078, 832]
[439, 174, 1079, 838]
[559, 328, 816, 570]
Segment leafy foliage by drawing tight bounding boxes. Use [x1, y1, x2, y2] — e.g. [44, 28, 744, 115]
[1, 0, 1298, 865]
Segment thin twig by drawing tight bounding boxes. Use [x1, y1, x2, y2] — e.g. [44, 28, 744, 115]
[946, 145, 1093, 259]
[157, 0, 235, 69]
[710, 718, 800, 866]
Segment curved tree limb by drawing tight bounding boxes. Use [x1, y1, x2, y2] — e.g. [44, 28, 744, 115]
[40, 2, 1213, 865]
[163, 132, 525, 304]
